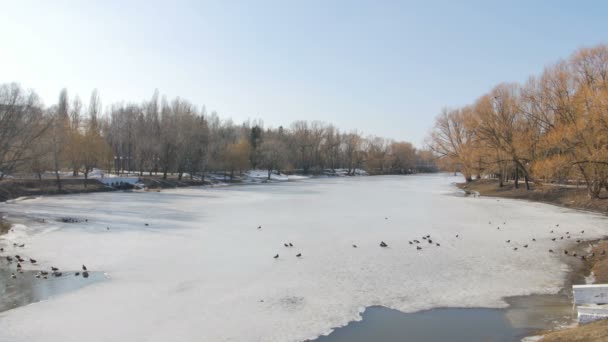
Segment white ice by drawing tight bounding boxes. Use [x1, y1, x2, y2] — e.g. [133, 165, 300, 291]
[0, 174, 605, 342]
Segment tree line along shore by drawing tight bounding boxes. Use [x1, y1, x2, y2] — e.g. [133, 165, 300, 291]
[429, 44, 608, 200]
[0, 83, 437, 194]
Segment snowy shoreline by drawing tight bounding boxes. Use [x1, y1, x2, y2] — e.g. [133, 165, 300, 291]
[0, 174, 606, 342]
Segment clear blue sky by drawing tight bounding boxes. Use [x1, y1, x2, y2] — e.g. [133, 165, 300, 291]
[1, 1, 606, 146]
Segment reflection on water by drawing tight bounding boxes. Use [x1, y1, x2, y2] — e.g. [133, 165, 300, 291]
[0, 264, 106, 313]
[313, 294, 575, 342]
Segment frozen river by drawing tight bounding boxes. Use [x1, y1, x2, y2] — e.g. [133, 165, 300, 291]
[0, 174, 605, 342]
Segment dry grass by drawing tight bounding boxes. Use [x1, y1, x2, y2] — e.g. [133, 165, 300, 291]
[588, 241, 608, 283]
[458, 179, 608, 213]
[539, 319, 608, 342]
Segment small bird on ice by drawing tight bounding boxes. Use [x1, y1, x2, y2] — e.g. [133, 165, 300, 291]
[296, 253, 301, 257]
[352, 244, 357, 248]
[273, 254, 279, 259]
[82, 265, 87, 271]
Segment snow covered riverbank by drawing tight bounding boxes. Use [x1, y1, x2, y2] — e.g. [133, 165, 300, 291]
[0, 174, 605, 342]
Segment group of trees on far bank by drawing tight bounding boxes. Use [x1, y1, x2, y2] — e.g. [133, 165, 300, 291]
[429, 44, 608, 198]
[0, 84, 436, 189]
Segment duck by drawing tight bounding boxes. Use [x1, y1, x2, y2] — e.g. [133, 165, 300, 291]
[436, 243, 440, 247]
[284, 243, 289, 247]
[352, 244, 358, 248]
[532, 238, 536, 242]
[409, 241, 413, 245]
[288, 243, 293, 247]
[273, 254, 279, 259]
[257, 225, 262, 229]
[551, 238, 556, 241]
[29, 258, 37, 264]
[564, 250, 569, 255]
[513, 247, 518, 251]
[549, 249, 554, 253]
[82, 265, 87, 271]
[296, 253, 302, 257]
[53, 272, 62, 277]
[10, 273, 16, 279]
[75, 272, 80, 276]
[523, 244, 528, 248]
[456, 234, 459, 238]
[6, 256, 13, 262]
[51, 266, 59, 271]
[380, 241, 388, 247]
[506, 240, 511, 243]
[17, 263, 22, 269]
[82, 271, 89, 278]
[416, 246, 422, 250]
[581, 230, 585, 234]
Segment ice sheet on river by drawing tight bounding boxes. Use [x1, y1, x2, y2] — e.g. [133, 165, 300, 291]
[0, 174, 605, 342]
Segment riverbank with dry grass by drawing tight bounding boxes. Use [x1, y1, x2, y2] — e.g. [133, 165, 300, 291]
[458, 179, 608, 214]
[459, 179, 608, 341]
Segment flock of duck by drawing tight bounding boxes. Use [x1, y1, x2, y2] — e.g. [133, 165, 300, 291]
[0, 219, 159, 280]
[267, 219, 604, 261]
[1, 216, 604, 281]
[2, 242, 90, 280]
[0, 217, 100, 281]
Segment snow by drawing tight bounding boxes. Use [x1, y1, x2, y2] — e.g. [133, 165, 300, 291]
[0, 174, 606, 342]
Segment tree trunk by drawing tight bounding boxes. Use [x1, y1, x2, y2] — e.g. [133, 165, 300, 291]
[498, 173, 503, 187]
[178, 172, 183, 181]
[524, 174, 530, 191]
[84, 170, 88, 189]
[163, 169, 168, 180]
[514, 161, 519, 189]
[268, 169, 272, 180]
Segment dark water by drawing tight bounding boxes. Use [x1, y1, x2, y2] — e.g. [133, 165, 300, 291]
[0, 264, 106, 313]
[312, 295, 574, 342]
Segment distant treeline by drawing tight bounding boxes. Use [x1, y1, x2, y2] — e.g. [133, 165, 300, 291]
[0, 84, 436, 189]
[429, 44, 608, 198]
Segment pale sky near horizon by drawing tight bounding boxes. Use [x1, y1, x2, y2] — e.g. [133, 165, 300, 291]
[1, 1, 607, 146]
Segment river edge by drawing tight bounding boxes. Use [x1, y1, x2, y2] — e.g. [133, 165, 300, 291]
[459, 179, 608, 341]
